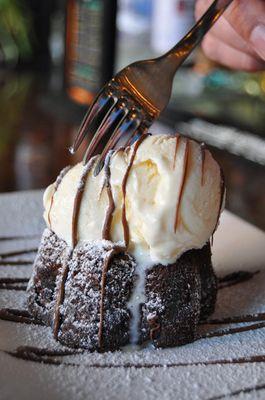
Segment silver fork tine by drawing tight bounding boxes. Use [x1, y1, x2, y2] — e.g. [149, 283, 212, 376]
[93, 115, 141, 175]
[76, 95, 118, 160]
[70, 91, 116, 153]
[83, 105, 128, 165]
[126, 124, 150, 146]
[71, 0, 234, 167]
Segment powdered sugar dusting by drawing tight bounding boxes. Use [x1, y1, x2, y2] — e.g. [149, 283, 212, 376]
[77, 158, 96, 192]
[56, 239, 135, 351]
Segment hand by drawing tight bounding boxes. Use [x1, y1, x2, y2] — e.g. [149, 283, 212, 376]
[195, 0, 265, 71]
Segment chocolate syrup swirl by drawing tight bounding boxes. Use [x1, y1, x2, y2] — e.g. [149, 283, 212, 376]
[0, 260, 33, 266]
[203, 312, 265, 325]
[121, 134, 148, 246]
[14, 346, 79, 357]
[0, 248, 37, 258]
[210, 382, 265, 400]
[218, 270, 259, 290]
[198, 321, 265, 340]
[0, 278, 28, 291]
[47, 166, 71, 228]
[6, 346, 79, 367]
[5, 346, 265, 369]
[174, 139, 190, 232]
[0, 247, 37, 267]
[0, 235, 39, 241]
[0, 308, 41, 325]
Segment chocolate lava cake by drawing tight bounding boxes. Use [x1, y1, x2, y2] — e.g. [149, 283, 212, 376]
[27, 134, 224, 352]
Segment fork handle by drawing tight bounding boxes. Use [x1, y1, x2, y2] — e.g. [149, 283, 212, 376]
[160, 0, 234, 70]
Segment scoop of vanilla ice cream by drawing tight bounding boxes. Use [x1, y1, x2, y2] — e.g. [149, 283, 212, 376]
[43, 135, 224, 266]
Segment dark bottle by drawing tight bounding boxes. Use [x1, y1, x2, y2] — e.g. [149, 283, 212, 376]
[65, 0, 117, 105]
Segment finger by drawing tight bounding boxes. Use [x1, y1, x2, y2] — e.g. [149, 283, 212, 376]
[202, 34, 265, 71]
[204, 16, 257, 58]
[225, 0, 265, 39]
[249, 25, 265, 61]
[196, 0, 265, 61]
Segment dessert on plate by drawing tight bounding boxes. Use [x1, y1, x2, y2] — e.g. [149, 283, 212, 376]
[27, 133, 225, 351]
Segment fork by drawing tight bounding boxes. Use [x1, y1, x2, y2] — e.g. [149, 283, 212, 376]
[70, 0, 234, 176]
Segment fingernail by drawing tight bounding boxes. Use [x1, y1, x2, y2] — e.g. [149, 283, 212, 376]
[250, 24, 265, 60]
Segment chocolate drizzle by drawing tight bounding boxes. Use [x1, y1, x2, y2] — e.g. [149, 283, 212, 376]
[210, 382, 265, 400]
[54, 157, 105, 340]
[102, 151, 115, 241]
[173, 135, 180, 169]
[0, 246, 37, 267]
[53, 250, 71, 339]
[218, 270, 259, 290]
[0, 277, 28, 291]
[0, 308, 41, 325]
[212, 168, 225, 235]
[0, 248, 37, 258]
[71, 158, 96, 248]
[174, 139, 190, 232]
[0, 260, 33, 266]
[12, 346, 79, 357]
[0, 235, 39, 241]
[203, 312, 265, 325]
[102, 187, 115, 241]
[47, 166, 71, 228]
[198, 321, 265, 340]
[98, 247, 123, 350]
[121, 134, 148, 246]
[200, 143, 206, 186]
[5, 346, 80, 367]
[4, 346, 265, 369]
[0, 247, 36, 266]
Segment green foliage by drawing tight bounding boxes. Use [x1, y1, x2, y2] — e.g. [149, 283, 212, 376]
[0, 0, 32, 65]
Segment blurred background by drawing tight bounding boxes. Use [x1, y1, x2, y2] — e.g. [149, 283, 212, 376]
[0, 0, 264, 229]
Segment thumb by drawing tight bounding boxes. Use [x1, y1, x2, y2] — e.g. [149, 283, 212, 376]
[250, 26, 265, 61]
[224, 0, 265, 60]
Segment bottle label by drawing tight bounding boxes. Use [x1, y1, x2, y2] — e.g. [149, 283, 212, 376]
[67, 0, 103, 95]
